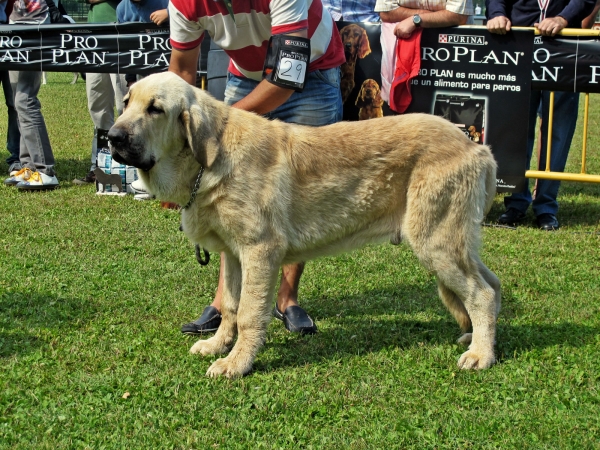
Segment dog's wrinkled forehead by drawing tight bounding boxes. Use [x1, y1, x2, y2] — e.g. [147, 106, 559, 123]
[124, 72, 191, 112]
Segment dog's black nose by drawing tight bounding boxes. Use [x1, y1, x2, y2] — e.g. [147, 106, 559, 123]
[108, 127, 128, 146]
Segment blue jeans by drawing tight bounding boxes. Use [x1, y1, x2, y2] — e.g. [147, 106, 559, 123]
[1, 70, 20, 165]
[504, 90, 579, 217]
[9, 16, 55, 176]
[9, 69, 55, 176]
[223, 67, 343, 126]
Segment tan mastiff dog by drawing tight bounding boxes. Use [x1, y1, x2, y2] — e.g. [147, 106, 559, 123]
[108, 72, 500, 379]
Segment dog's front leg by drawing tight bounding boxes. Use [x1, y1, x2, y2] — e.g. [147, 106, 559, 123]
[206, 249, 280, 379]
[190, 252, 240, 356]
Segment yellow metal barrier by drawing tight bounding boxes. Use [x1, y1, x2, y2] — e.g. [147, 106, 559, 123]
[521, 28, 599, 183]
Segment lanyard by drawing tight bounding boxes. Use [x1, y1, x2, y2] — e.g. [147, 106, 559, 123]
[537, 0, 550, 21]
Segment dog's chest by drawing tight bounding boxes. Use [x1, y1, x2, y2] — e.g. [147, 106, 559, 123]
[180, 211, 228, 253]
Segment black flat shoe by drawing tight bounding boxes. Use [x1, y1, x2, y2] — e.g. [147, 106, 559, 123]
[181, 306, 222, 335]
[537, 213, 559, 231]
[273, 305, 317, 334]
[498, 208, 526, 226]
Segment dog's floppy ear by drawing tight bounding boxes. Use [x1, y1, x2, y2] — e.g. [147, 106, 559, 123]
[181, 103, 220, 169]
[358, 28, 372, 59]
[373, 84, 384, 108]
[355, 85, 366, 107]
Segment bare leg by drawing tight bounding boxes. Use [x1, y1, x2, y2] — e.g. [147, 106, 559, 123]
[209, 254, 226, 312]
[275, 262, 305, 312]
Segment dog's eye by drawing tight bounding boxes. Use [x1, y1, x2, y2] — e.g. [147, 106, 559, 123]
[147, 103, 164, 115]
[123, 97, 129, 108]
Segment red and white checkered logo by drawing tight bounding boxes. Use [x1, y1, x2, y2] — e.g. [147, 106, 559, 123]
[439, 34, 448, 43]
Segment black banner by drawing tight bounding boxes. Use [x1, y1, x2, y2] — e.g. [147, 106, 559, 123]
[2, 22, 599, 91]
[0, 23, 170, 74]
[532, 34, 600, 93]
[407, 28, 534, 192]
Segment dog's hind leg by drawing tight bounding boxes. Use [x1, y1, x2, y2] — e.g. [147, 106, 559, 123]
[424, 250, 498, 369]
[437, 280, 472, 343]
[440, 258, 501, 348]
[190, 253, 240, 357]
[404, 181, 499, 369]
[477, 258, 501, 319]
[458, 258, 500, 350]
[206, 248, 281, 379]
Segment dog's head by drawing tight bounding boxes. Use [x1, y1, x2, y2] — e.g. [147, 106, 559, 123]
[355, 79, 382, 108]
[108, 72, 226, 200]
[339, 24, 371, 62]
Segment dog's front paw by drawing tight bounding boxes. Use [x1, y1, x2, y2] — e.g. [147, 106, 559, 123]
[189, 337, 230, 356]
[206, 356, 252, 379]
[457, 349, 495, 370]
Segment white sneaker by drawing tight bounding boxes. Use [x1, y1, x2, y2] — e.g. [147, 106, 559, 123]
[4, 167, 33, 186]
[16, 171, 59, 191]
[133, 193, 154, 201]
[131, 178, 148, 194]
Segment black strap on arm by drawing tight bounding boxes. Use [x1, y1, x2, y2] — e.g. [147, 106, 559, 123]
[262, 34, 311, 92]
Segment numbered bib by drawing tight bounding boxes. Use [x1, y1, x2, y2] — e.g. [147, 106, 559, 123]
[263, 35, 311, 92]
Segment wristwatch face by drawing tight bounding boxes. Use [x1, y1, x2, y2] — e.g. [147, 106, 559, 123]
[413, 14, 422, 26]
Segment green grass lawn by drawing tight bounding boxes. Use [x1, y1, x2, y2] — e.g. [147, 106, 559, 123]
[1, 73, 599, 449]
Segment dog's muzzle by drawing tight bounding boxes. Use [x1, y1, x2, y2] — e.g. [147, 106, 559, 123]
[107, 126, 155, 171]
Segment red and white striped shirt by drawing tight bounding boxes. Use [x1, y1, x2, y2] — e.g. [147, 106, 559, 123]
[169, 0, 345, 80]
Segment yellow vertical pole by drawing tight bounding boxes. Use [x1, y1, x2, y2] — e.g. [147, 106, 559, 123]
[581, 93, 589, 174]
[545, 92, 555, 172]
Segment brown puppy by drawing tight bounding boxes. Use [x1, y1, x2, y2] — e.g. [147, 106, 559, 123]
[356, 79, 384, 120]
[339, 24, 372, 103]
[108, 72, 501, 379]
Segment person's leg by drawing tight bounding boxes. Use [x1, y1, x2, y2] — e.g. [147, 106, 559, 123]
[532, 91, 579, 223]
[10, 69, 55, 176]
[1, 70, 21, 169]
[498, 90, 541, 224]
[275, 262, 305, 311]
[110, 73, 128, 117]
[228, 69, 343, 311]
[268, 68, 341, 329]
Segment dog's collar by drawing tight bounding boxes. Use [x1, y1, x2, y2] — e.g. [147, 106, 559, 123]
[181, 167, 205, 210]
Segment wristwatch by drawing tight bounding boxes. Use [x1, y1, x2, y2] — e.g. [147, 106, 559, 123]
[413, 14, 422, 27]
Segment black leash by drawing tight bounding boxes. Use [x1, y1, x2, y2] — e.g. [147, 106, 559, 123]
[195, 244, 210, 266]
[180, 167, 211, 266]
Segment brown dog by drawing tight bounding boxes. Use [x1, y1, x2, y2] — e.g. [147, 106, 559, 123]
[356, 79, 384, 120]
[339, 24, 372, 103]
[93, 167, 123, 192]
[108, 72, 501, 379]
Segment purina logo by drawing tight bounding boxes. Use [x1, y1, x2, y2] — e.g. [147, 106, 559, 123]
[285, 39, 309, 48]
[438, 34, 487, 45]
